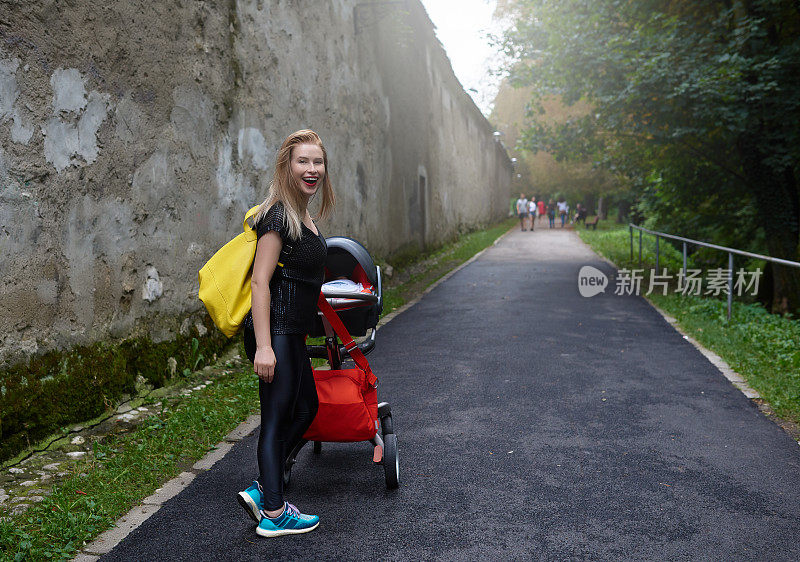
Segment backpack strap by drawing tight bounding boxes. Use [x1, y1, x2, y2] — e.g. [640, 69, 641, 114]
[316, 293, 378, 388]
[276, 242, 293, 269]
[246, 204, 293, 269]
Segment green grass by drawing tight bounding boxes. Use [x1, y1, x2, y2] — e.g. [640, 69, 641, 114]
[0, 216, 515, 562]
[0, 365, 259, 561]
[579, 222, 687, 273]
[579, 222, 800, 422]
[440, 218, 517, 262]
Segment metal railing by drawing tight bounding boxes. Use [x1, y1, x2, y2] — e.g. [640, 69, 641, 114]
[628, 224, 800, 320]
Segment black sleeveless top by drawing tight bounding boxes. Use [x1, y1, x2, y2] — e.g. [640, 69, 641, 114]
[255, 202, 327, 335]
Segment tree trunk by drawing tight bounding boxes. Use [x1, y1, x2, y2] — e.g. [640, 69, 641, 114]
[617, 199, 631, 223]
[757, 261, 774, 309]
[738, 136, 800, 314]
[734, 1, 800, 313]
[769, 259, 800, 314]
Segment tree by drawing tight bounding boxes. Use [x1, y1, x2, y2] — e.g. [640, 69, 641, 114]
[497, 0, 800, 313]
[490, 80, 617, 214]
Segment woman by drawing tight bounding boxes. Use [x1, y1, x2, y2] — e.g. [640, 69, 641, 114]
[528, 196, 536, 231]
[547, 199, 556, 229]
[537, 198, 546, 224]
[238, 129, 335, 537]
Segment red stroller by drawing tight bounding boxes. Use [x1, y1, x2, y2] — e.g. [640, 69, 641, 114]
[283, 237, 399, 489]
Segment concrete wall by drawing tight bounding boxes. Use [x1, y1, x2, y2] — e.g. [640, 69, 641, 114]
[0, 0, 512, 363]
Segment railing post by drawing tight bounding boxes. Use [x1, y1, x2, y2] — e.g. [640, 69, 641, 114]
[682, 242, 687, 277]
[621, 226, 800, 320]
[727, 252, 734, 321]
[638, 230, 643, 268]
[655, 235, 660, 273]
[629, 225, 633, 262]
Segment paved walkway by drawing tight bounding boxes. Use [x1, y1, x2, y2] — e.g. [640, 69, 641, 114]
[98, 227, 800, 560]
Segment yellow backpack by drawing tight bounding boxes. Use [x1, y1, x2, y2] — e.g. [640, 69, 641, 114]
[198, 205, 261, 337]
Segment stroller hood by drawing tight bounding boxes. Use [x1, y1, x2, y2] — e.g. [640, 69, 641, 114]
[311, 236, 382, 338]
[324, 236, 380, 290]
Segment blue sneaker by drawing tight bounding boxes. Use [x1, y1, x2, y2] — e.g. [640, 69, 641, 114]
[237, 481, 263, 523]
[256, 502, 319, 537]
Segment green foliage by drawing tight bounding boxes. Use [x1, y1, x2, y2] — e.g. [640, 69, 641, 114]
[497, 0, 800, 310]
[182, 338, 206, 377]
[580, 225, 686, 275]
[0, 316, 229, 463]
[491, 82, 616, 203]
[0, 344, 132, 465]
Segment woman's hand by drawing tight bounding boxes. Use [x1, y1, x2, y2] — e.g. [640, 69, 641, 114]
[254, 346, 277, 383]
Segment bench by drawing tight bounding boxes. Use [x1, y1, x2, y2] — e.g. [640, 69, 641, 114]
[585, 216, 600, 230]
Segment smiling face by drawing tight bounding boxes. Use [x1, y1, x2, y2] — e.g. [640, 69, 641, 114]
[290, 143, 326, 200]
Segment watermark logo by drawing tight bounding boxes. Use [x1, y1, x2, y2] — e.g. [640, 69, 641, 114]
[578, 266, 763, 297]
[578, 265, 609, 297]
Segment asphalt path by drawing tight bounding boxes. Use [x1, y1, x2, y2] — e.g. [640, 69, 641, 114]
[102, 227, 800, 561]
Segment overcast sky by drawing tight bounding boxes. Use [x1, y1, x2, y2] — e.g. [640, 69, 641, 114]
[419, 0, 501, 116]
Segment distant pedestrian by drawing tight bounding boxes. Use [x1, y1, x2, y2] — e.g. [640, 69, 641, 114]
[528, 197, 536, 231]
[574, 203, 587, 225]
[537, 199, 546, 224]
[547, 199, 556, 229]
[239, 129, 334, 537]
[516, 193, 529, 231]
[557, 200, 568, 227]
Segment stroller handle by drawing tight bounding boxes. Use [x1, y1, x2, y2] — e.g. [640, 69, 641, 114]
[307, 327, 376, 359]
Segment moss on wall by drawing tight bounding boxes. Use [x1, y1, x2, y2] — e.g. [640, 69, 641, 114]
[0, 314, 230, 463]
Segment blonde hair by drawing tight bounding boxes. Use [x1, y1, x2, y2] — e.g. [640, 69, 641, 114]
[254, 129, 335, 240]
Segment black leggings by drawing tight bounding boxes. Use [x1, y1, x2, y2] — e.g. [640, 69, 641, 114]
[244, 331, 318, 511]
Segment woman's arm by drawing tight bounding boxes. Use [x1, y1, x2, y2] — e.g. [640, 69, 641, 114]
[251, 230, 282, 382]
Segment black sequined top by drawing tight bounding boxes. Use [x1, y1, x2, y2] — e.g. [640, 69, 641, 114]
[256, 202, 327, 335]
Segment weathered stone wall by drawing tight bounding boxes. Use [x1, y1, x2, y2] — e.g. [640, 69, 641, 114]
[0, 0, 512, 362]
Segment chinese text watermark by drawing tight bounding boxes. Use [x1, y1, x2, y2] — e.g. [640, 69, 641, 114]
[579, 267, 762, 297]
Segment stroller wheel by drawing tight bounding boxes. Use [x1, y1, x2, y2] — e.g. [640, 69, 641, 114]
[383, 433, 399, 489]
[381, 414, 394, 436]
[283, 464, 292, 487]
[313, 441, 322, 454]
